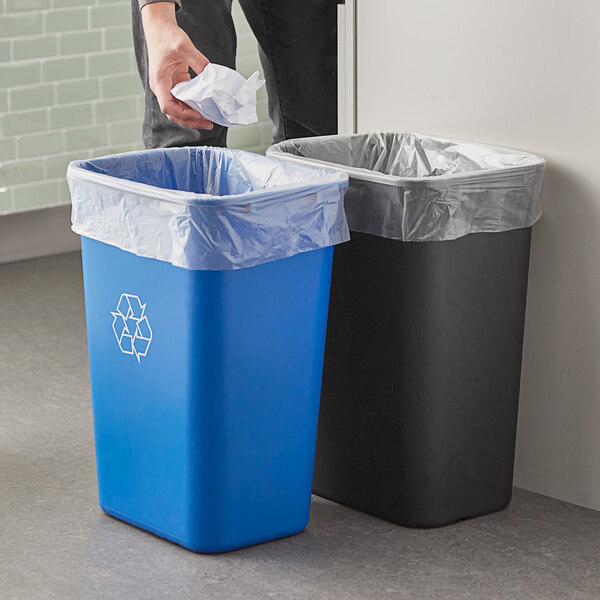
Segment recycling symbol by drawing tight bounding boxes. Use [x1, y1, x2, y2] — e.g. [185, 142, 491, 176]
[111, 293, 152, 363]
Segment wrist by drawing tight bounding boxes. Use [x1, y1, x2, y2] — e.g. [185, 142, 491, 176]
[142, 2, 177, 35]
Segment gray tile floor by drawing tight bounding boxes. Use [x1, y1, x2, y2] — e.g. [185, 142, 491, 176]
[1, 252, 600, 600]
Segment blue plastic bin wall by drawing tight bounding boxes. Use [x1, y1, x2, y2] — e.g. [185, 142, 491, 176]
[68, 147, 349, 552]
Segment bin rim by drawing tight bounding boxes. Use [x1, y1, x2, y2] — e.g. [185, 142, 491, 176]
[267, 133, 547, 189]
[67, 147, 349, 208]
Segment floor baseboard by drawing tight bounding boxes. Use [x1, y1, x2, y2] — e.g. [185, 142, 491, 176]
[0, 205, 80, 265]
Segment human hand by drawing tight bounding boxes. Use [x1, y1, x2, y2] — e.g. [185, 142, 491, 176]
[141, 2, 213, 129]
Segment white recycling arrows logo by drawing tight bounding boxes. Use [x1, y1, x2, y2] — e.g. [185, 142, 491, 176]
[111, 293, 152, 363]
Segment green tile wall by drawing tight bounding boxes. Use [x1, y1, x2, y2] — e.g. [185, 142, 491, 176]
[0, 0, 271, 215]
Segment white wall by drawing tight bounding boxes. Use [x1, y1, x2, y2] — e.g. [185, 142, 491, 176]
[355, 0, 600, 509]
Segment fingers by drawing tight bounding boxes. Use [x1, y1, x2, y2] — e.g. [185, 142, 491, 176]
[183, 48, 210, 78]
[167, 111, 214, 130]
[161, 96, 201, 121]
[156, 92, 213, 130]
[167, 115, 214, 129]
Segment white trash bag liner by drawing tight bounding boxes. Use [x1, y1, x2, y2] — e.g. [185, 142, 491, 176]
[67, 146, 349, 270]
[267, 132, 546, 242]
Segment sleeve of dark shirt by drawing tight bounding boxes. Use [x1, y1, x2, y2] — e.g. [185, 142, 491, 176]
[138, 0, 181, 10]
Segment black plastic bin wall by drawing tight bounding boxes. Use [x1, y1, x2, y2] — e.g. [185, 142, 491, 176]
[267, 133, 546, 527]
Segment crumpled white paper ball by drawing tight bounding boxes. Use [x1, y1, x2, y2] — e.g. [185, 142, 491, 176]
[171, 63, 265, 128]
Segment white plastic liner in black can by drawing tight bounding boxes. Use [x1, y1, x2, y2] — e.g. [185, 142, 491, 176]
[267, 132, 546, 242]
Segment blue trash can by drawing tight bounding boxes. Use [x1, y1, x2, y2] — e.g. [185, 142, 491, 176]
[67, 147, 349, 553]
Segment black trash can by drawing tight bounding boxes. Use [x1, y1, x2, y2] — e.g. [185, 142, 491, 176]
[268, 133, 546, 527]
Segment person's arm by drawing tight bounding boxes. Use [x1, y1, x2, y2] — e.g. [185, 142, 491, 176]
[141, 1, 213, 129]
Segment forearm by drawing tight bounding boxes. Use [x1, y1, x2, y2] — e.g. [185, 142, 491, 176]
[138, 0, 212, 129]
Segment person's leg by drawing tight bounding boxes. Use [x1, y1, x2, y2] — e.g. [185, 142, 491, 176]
[132, 0, 237, 149]
[238, 0, 337, 143]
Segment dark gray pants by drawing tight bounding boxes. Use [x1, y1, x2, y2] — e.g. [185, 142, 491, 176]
[132, 0, 338, 149]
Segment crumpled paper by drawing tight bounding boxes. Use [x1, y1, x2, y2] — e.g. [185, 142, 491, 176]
[171, 63, 264, 128]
